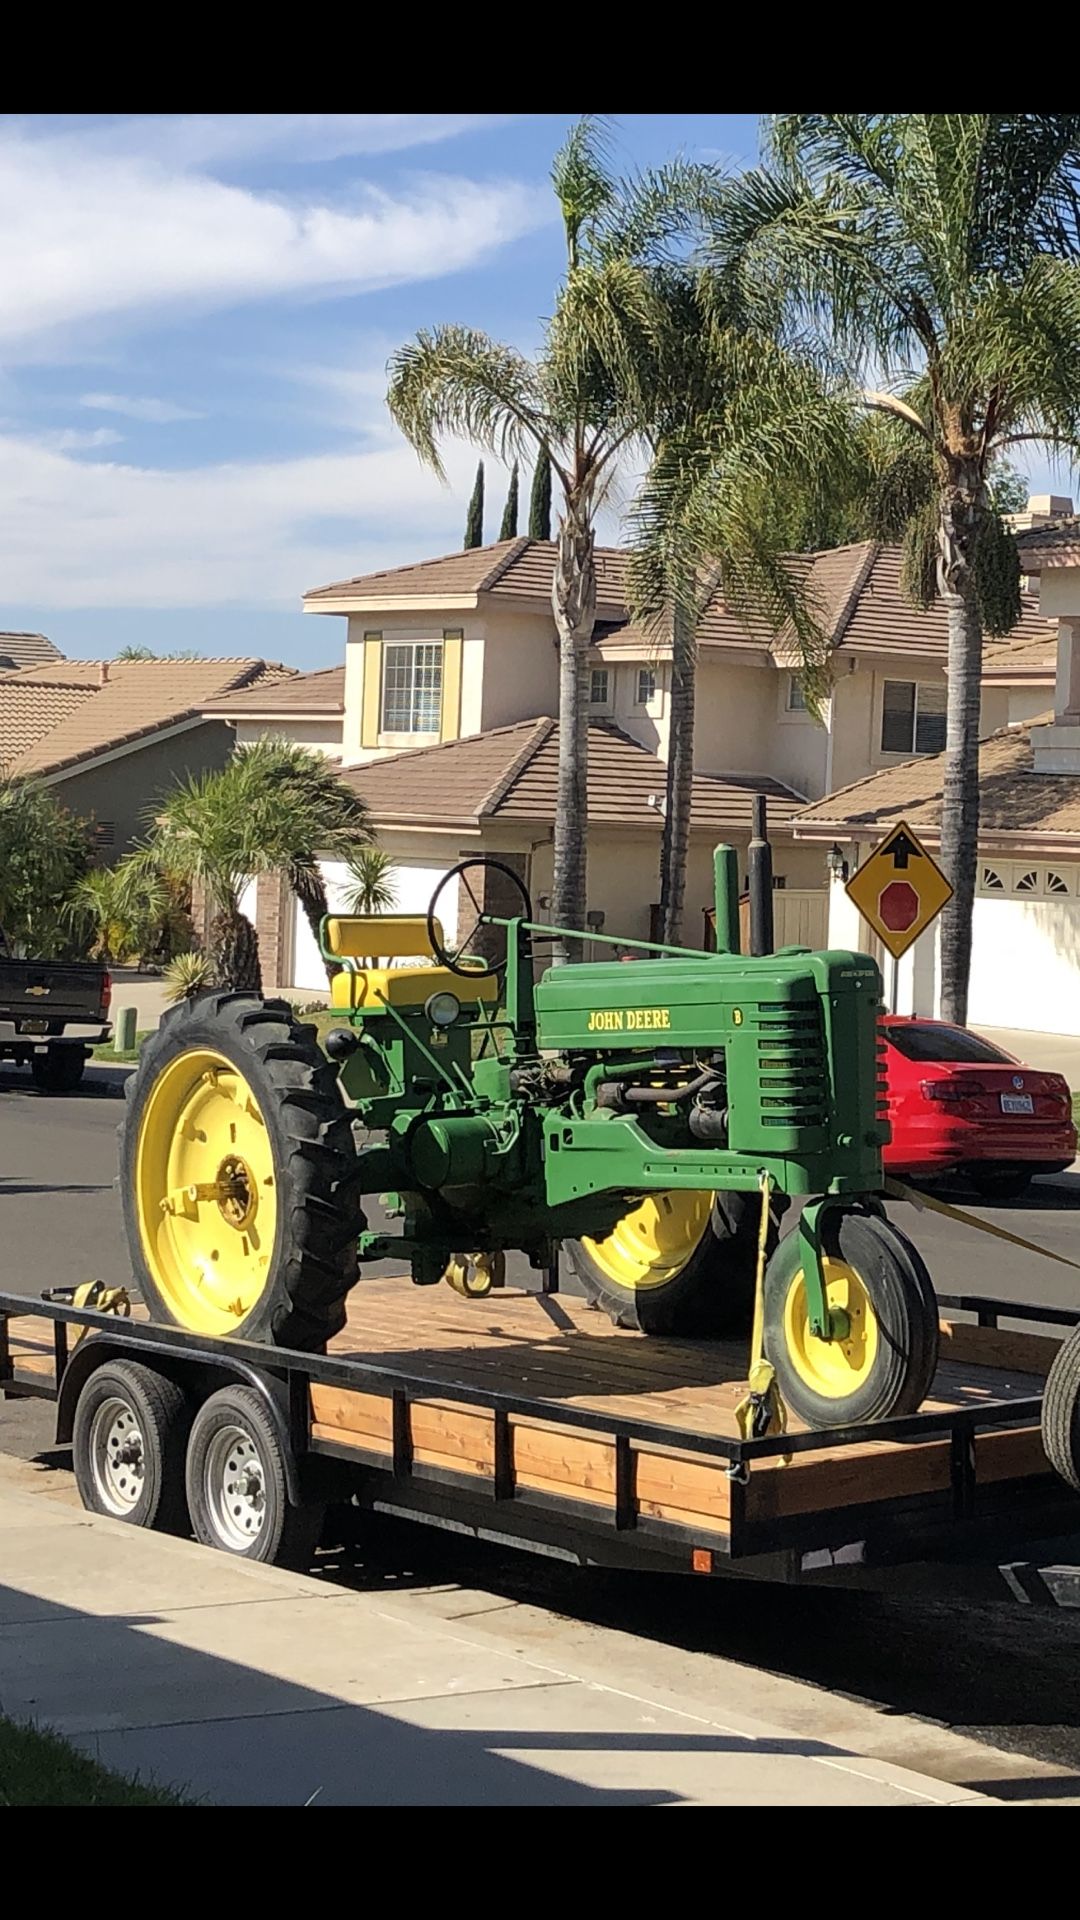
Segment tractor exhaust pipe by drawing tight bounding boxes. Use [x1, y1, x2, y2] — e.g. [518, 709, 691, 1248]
[748, 795, 774, 956]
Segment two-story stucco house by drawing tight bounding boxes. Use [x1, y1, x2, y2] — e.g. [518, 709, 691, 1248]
[208, 534, 1055, 994]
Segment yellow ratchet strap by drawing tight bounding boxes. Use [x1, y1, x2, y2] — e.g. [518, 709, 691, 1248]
[734, 1172, 790, 1460]
[884, 1177, 1080, 1273]
[70, 1279, 132, 1346]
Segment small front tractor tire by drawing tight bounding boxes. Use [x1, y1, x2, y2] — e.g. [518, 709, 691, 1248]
[565, 1189, 780, 1336]
[762, 1211, 939, 1429]
[120, 993, 362, 1350]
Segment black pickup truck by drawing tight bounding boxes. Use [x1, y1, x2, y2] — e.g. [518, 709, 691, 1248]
[0, 953, 112, 1092]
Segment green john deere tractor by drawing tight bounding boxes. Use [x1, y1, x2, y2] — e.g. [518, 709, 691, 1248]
[118, 846, 940, 1431]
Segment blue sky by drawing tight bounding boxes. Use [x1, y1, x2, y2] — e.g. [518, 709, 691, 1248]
[0, 114, 1066, 672]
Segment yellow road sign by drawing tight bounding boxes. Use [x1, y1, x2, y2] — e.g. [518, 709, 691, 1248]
[844, 819, 953, 960]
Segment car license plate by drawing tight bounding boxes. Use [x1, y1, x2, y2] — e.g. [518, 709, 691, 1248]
[21, 1019, 47, 1035]
[1000, 1093, 1034, 1115]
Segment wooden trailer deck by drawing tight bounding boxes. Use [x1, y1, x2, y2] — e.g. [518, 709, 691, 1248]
[4, 1274, 1071, 1564]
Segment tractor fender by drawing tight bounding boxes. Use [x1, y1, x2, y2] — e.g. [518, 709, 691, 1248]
[55, 1335, 303, 1506]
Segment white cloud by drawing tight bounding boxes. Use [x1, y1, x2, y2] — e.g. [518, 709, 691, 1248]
[64, 115, 513, 170]
[0, 126, 546, 355]
[47, 425, 124, 451]
[0, 427, 507, 610]
[81, 392, 204, 423]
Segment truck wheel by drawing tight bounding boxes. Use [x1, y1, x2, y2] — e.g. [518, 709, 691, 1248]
[1042, 1323, 1080, 1492]
[73, 1360, 190, 1532]
[185, 1383, 323, 1568]
[120, 993, 362, 1350]
[565, 1190, 778, 1336]
[31, 1046, 86, 1093]
[763, 1211, 939, 1430]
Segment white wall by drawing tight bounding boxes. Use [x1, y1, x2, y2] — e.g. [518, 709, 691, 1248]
[233, 719, 342, 758]
[289, 854, 461, 994]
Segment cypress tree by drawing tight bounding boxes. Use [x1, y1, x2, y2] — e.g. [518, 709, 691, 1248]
[528, 449, 552, 540]
[499, 461, 520, 541]
[464, 461, 485, 548]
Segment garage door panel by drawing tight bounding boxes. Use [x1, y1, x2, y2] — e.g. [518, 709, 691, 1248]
[967, 895, 1080, 1034]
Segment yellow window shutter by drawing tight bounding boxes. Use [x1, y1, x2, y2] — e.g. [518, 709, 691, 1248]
[441, 629, 463, 741]
[360, 633, 382, 749]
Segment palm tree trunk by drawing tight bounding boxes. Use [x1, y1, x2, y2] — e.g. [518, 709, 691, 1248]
[660, 599, 696, 946]
[293, 867, 341, 981]
[210, 906, 263, 993]
[937, 470, 983, 1026]
[550, 507, 596, 964]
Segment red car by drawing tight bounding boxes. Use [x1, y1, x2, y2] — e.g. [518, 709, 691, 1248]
[882, 1016, 1076, 1199]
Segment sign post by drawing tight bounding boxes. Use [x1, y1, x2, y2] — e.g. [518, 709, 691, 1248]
[844, 820, 954, 1002]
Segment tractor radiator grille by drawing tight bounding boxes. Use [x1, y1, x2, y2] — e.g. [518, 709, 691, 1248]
[876, 1010, 890, 1125]
[755, 1002, 828, 1127]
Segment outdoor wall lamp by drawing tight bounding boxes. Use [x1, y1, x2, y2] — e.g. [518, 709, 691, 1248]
[826, 843, 849, 882]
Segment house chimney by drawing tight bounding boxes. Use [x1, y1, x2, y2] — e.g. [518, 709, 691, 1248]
[98, 661, 110, 685]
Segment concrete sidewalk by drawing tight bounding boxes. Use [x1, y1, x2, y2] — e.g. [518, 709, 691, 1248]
[0, 1459, 1013, 1809]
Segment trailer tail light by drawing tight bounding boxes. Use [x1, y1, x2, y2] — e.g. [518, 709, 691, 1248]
[102, 972, 112, 1013]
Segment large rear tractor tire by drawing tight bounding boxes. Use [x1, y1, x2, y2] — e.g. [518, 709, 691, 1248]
[1042, 1322, 1080, 1493]
[119, 992, 361, 1350]
[565, 1190, 781, 1336]
[762, 1211, 939, 1430]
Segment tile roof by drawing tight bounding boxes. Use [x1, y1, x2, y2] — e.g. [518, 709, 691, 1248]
[1016, 516, 1080, 568]
[0, 631, 64, 671]
[307, 537, 1055, 674]
[3, 659, 295, 778]
[791, 717, 1080, 845]
[982, 633, 1056, 677]
[0, 682, 98, 770]
[342, 716, 805, 835]
[202, 664, 345, 717]
[305, 538, 629, 615]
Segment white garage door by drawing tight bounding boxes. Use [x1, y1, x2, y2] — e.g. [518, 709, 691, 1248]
[966, 860, 1080, 1034]
[290, 859, 457, 993]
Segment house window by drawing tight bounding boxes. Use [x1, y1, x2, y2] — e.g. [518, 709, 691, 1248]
[589, 668, 610, 706]
[636, 668, 657, 706]
[881, 680, 947, 755]
[980, 865, 1005, 892]
[786, 675, 807, 712]
[381, 641, 443, 734]
[1014, 869, 1039, 894]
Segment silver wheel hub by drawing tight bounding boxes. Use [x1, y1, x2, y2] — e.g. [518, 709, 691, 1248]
[205, 1425, 267, 1550]
[90, 1397, 147, 1516]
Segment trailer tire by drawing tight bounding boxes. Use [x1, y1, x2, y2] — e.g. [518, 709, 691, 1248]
[565, 1190, 780, 1336]
[1042, 1322, 1080, 1493]
[120, 992, 362, 1350]
[763, 1211, 939, 1429]
[185, 1383, 323, 1569]
[73, 1360, 190, 1532]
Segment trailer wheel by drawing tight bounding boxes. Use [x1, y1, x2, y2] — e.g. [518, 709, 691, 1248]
[120, 992, 362, 1350]
[1042, 1323, 1080, 1492]
[73, 1360, 190, 1532]
[565, 1190, 778, 1335]
[185, 1383, 323, 1569]
[763, 1212, 939, 1429]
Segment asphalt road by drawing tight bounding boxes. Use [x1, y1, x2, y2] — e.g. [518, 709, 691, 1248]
[5, 1058, 1080, 1791]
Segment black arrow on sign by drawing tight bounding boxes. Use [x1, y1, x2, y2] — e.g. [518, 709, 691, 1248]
[887, 830, 922, 870]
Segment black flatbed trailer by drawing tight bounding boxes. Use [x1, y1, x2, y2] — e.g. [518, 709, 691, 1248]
[3, 1276, 1080, 1599]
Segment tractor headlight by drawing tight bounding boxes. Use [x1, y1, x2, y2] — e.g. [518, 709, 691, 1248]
[425, 990, 461, 1029]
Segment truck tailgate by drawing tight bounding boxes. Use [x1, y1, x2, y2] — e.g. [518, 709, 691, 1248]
[0, 961, 109, 1025]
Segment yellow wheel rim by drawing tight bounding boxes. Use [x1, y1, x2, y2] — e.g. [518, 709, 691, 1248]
[134, 1048, 278, 1336]
[781, 1259, 879, 1400]
[581, 1191, 712, 1292]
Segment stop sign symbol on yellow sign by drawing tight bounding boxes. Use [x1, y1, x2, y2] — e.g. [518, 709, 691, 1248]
[844, 820, 954, 960]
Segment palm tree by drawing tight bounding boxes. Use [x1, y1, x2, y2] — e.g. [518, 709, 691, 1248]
[144, 769, 265, 989]
[231, 742, 375, 979]
[388, 118, 717, 958]
[627, 274, 857, 942]
[708, 114, 1080, 1021]
[68, 858, 169, 965]
[344, 847, 398, 917]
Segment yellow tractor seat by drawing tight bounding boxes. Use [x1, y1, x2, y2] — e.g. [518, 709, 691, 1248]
[323, 913, 498, 1011]
[330, 965, 497, 1010]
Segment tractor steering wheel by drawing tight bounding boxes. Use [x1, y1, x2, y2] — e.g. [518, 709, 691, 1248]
[427, 859, 533, 979]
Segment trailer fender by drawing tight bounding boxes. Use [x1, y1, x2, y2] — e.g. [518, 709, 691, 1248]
[55, 1337, 303, 1506]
